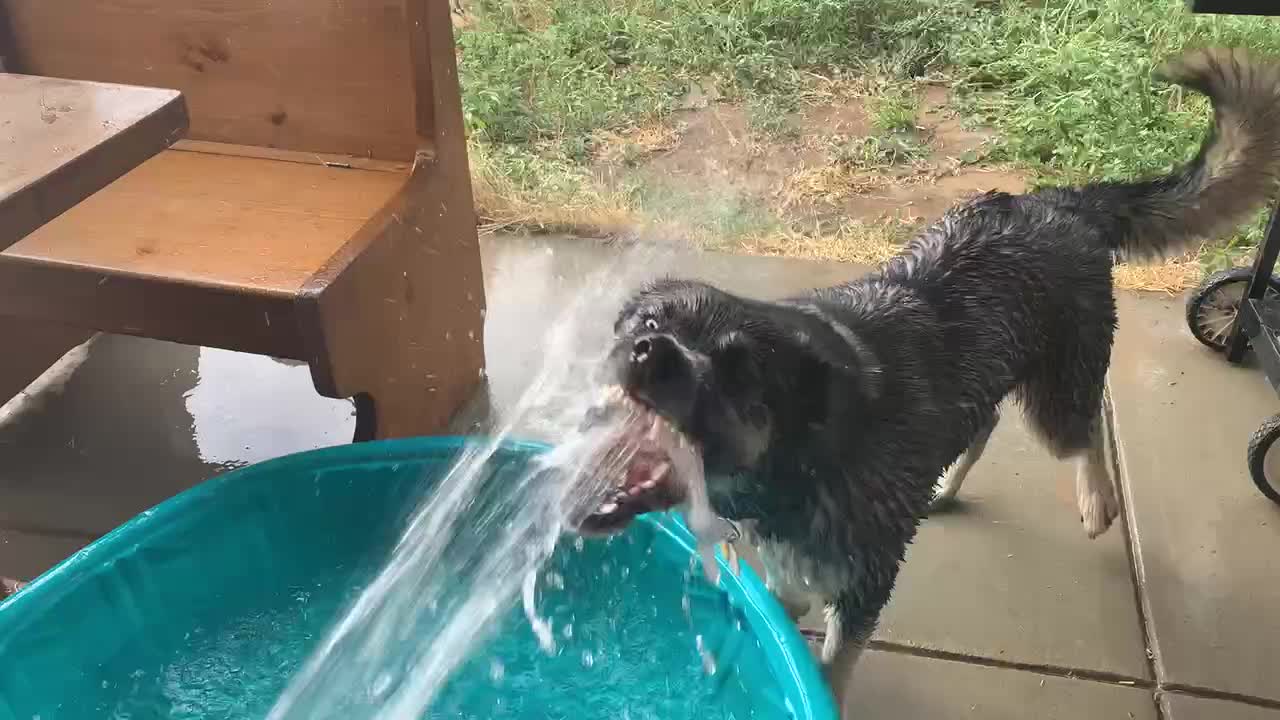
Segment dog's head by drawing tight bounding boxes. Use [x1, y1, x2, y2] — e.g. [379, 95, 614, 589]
[575, 279, 860, 534]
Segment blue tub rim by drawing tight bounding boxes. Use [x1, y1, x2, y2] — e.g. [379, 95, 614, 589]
[0, 435, 837, 720]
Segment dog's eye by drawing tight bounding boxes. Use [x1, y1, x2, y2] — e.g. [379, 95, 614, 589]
[644, 317, 660, 331]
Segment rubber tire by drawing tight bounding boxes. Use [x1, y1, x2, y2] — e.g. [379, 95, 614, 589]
[1247, 414, 1280, 506]
[1185, 268, 1280, 353]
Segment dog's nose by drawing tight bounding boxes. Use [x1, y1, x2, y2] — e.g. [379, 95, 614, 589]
[618, 333, 695, 419]
[628, 334, 686, 390]
[631, 334, 672, 368]
[632, 336, 653, 362]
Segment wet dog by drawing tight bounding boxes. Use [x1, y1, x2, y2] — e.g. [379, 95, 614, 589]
[573, 48, 1280, 713]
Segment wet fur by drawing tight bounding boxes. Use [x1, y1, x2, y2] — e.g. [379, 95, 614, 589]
[602, 49, 1280, 714]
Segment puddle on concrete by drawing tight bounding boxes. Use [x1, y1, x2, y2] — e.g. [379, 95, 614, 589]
[184, 348, 354, 466]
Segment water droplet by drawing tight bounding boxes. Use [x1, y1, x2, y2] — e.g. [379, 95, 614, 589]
[489, 659, 505, 683]
[581, 650, 595, 668]
[695, 634, 718, 676]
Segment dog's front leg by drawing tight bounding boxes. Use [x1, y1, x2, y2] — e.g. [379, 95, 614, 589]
[822, 570, 897, 718]
[821, 603, 873, 718]
[764, 571, 814, 622]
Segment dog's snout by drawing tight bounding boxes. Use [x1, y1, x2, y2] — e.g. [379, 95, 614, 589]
[625, 333, 690, 393]
[630, 334, 675, 371]
[611, 332, 697, 420]
[632, 337, 653, 361]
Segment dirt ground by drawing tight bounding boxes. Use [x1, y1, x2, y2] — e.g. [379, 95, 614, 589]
[588, 83, 1029, 251]
[470, 73, 1200, 292]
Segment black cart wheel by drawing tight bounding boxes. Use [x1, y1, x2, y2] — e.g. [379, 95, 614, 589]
[1185, 268, 1280, 353]
[1247, 414, 1280, 505]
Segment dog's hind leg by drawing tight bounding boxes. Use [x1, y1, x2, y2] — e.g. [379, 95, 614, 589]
[1022, 386, 1119, 538]
[929, 409, 999, 511]
[1073, 412, 1117, 539]
[1018, 292, 1119, 537]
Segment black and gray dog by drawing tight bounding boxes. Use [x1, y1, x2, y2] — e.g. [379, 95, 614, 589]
[576, 48, 1280, 712]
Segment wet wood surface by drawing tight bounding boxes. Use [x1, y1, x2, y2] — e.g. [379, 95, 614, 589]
[0, 73, 187, 249]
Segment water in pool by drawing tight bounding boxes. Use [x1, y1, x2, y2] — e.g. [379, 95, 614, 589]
[103, 527, 766, 720]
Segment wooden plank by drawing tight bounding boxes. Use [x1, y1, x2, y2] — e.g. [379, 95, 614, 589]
[300, 0, 484, 438]
[4, 0, 420, 161]
[0, 256, 305, 359]
[0, 73, 187, 249]
[3, 150, 406, 295]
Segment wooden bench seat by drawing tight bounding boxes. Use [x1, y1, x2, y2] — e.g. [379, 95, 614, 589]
[6, 150, 405, 295]
[0, 0, 486, 440]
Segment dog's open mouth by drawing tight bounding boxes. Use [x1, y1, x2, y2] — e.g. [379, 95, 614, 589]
[575, 386, 699, 536]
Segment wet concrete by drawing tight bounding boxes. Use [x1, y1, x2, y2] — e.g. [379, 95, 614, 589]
[3, 233, 1280, 718]
[0, 337, 353, 537]
[846, 650, 1157, 720]
[1109, 292, 1280, 706]
[1163, 693, 1280, 720]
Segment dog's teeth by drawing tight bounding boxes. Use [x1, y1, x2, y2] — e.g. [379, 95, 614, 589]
[628, 485, 644, 496]
[598, 502, 618, 514]
[640, 478, 657, 489]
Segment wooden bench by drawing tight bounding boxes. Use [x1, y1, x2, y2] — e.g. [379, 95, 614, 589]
[0, 0, 486, 440]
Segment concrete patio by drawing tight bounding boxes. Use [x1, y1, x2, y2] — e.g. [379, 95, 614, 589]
[2, 235, 1279, 719]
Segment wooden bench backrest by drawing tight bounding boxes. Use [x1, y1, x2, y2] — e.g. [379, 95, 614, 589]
[2, 0, 428, 162]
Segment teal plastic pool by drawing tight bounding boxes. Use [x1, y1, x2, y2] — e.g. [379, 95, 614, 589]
[0, 437, 835, 719]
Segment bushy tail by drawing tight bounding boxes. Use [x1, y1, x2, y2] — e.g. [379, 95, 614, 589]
[1098, 48, 1280, 260]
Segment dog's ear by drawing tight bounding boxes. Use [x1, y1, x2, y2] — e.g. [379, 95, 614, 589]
[785, 320, 880, 425]
[713, 333, 764, 395]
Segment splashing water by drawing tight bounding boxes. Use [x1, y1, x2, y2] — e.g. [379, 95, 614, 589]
[266, 246, 732, 720]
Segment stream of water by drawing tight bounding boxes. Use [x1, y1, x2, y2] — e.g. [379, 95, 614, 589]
[265, 246, 725, 720]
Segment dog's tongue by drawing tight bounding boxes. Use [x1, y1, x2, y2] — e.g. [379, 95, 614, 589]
[569, 391, 734, 584]
[573, 386, 700, 534]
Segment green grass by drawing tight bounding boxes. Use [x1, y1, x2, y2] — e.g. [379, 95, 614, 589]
[457, 0, 1280, 270]
[458, 0, 931, 146]
[868, 84, 919, 134]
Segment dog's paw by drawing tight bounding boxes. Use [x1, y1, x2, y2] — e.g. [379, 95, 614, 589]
[927, 491, 956, 514]
[1079, 488, 1119, 539]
